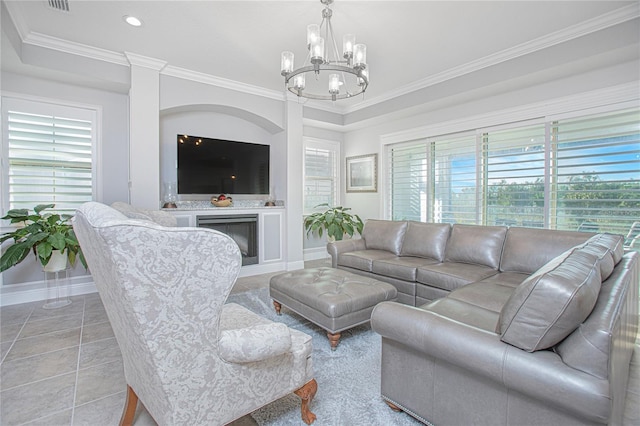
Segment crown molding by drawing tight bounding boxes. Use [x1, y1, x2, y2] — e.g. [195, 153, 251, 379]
[161, 65, 284, 101]
[380, 82, 640, 145]
[2, 0, 29, 41]
[344, 3, 640, 115]
[124, 52, 167, 71]
[22, 32, 130, 66]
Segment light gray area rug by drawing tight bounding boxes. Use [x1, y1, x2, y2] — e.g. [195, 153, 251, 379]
[226, 288, 422, 426]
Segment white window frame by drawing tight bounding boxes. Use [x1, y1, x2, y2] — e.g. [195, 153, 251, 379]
[384, 101, 639, 234]
[303, 137, 340, 215]
[1, 94, 101, 216]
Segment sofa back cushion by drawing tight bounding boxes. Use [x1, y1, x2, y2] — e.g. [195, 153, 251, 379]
[499, 244, 605, 352]
[444, 224, 507, 269]
[362, 220, 408, 255]
[500, 227, 592, 274]
[555, 252, 637, 379]
[400, 222, 450, 261]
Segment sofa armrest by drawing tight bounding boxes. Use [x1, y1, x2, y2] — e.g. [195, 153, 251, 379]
[326, 238, 366, 268]
[219, 322, 292, 364]
[371, 301, 610, 422]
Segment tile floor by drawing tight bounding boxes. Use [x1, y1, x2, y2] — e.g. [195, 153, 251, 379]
[1, 258, 639, 425]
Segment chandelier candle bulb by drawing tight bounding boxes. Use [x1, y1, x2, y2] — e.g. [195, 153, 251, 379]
[294, 74, 306, 90]
[354, 44, 367, 67]
[281, 51, 294, 75]
[358, 68, 369, 86]
[343, 34, 355, 59]
[328, 74, 341, 94]
[311, 37, 325, 63]
[307, 24, 320, 47]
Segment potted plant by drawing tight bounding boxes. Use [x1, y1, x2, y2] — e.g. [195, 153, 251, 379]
[0, 204, 87, 272]
[304, 203, 364, 241]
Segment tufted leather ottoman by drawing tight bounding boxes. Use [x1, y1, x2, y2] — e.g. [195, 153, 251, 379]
[269, 267, 397, 350]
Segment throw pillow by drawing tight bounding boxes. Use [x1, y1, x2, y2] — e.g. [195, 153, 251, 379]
[498, 244, 604, 352]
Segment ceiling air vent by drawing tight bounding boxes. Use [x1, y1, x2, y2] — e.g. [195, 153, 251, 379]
[48, 0, 69, 12]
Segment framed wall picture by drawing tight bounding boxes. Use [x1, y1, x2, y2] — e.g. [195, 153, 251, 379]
[346, 153, 377, 193]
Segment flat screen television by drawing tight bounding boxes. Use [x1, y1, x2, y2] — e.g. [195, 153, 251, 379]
[177, 134, 270, 195]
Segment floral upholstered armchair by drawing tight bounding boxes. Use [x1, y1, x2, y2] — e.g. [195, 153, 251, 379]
[73, 202, 317, 425]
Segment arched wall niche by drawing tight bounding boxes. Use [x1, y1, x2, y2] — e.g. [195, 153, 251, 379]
[159, 104, 285, 200]
[161, 104, 284, 134]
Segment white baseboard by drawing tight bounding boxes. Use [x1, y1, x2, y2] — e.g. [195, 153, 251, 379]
[1, 274, 97, 307]
[303, 247, 330, 262]
[237, 262, 287, 277]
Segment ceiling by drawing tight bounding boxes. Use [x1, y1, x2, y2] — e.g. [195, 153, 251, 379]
[2, 1, 639, 113]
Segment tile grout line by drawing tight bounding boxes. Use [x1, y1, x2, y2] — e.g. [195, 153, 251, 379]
[0, 306, 35, 365]
[69, 295, 87, 426]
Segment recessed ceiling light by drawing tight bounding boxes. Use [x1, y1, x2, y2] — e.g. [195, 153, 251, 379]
[123, 15, 143, 27]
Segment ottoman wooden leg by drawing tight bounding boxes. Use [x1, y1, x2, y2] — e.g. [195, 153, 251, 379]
[385, 400, 403, 412]
[327, 332, 341, 350]
[273, 300, 282, 315]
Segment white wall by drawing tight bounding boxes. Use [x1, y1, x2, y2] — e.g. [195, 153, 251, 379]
[0, 72, 129, 286]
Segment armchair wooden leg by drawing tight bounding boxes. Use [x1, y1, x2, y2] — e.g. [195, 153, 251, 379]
[294, 378, 318, 425]
[273, 300, 282, 315]
[119, 385, 139, 426]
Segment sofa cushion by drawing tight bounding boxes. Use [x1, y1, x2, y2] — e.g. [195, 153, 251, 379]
[474, 271, 529, 288]
[499, 244, 604, 352]
[555, 255, 636, 379]
[338, 250, 396, 272]
[445, 224, 507, 269]
[424, 298, 500, 333]
[373, 256, 440, 282]
[362, 220, 408, 255]
[500, 227, 592, 274]
[447, 281, 517, 314]
[583, 233, 624, 279]
[416, 262, 499, 292]
[400, 222, 450, 261]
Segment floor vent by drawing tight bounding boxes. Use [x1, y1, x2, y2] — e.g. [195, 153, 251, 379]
[48, 0, 70, 12]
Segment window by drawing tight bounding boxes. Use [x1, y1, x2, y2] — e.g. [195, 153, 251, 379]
[2, 97, 96, 214]
[483, 124, 546, 227]
[387, 108, 639, 236]
[552, 109, 640, 235]
[389, 142, 427, 221]
[433, 133, 477, 224]
[303, 138, 339, 214]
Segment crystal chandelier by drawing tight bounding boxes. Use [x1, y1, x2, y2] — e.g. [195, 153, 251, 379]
[280, 0, 369, 101]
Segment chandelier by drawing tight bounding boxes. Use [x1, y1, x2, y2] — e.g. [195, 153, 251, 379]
[280, 0, 369, 101]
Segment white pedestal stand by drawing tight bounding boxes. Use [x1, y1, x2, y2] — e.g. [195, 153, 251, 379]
[43, 268, 71, 309]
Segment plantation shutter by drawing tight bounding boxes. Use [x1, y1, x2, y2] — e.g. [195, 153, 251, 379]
[304, 143, 337, 214]
[432, 133, 477, 224]
[482, 124, 546, 227]
[388, 141, 428, 221]
[5, 102, 94, 214]
[552, 108, 640, 235]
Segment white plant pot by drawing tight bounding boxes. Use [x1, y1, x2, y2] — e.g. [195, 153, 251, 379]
[43, 250, 68, 272]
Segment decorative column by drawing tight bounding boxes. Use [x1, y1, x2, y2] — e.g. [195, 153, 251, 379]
[285, 99, 305, 270]
[125, 52, 166, 209]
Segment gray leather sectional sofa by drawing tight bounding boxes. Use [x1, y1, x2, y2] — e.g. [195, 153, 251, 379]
[327, 220, 639, 425]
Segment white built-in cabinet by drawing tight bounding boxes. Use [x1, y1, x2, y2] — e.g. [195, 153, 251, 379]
[166, 208, 285, 277]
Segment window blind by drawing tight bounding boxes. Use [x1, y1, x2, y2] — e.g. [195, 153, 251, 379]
[552, 108, 640, 235]
[483, 124, 546, 228]
[388, 142, 428, 221]
[432, 133, 477, 224]
[6, 110, 93, 213]
[304, 145, 337, 213]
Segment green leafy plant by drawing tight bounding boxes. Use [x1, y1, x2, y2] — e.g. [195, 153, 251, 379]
[304, 203, 364, 241]
[0, 204, 87, 272]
